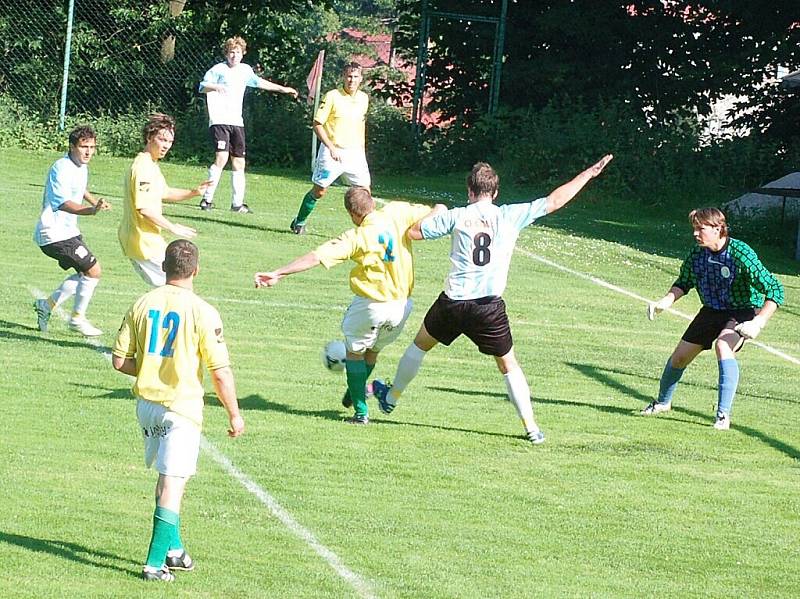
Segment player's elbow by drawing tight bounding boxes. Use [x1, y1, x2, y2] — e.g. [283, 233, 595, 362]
[111, 355, 126, 372]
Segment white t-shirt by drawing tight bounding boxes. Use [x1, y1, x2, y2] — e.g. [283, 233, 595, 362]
[199, 62, 261, 127]
[33, 155, 87, 246]
[420, 198, 548, 300]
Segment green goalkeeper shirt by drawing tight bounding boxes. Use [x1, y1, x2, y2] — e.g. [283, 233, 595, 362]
[673, 238, 784, 310]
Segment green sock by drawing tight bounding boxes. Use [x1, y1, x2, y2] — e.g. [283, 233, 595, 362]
[346, 359, 368, 417]
[145, 506, 179, 568]
[169, 514, 184, 553]
[294, 191, 318, 225]
[342, 363, 374, 405]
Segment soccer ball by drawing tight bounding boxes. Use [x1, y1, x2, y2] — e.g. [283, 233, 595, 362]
[321, 340, 347, 372]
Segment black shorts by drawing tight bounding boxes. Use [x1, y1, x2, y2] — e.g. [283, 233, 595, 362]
[682, 306, 755, 350]
[423, 292, 513, 356]
[39, 235, 97, 273]
[210, 124, 246, 157]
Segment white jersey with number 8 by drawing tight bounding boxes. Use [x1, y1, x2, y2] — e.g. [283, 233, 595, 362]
[420, 198, 548, 300]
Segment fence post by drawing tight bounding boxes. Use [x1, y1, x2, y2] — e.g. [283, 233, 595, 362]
[59, 0, 76, 130]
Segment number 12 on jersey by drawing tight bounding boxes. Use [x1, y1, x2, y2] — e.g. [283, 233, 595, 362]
[147, 309, 181, 357]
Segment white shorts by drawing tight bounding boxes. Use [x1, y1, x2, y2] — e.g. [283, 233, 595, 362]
[136, 398, 201, 478]
[312, 144, 371, 189]
[130, 255, 166, 287]
[341, 296, 412, 354]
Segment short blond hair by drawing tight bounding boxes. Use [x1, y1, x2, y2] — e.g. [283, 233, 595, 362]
[344, 187, 374, 220]
[223, 36, 246, 54]
[689, 207, 728, 237]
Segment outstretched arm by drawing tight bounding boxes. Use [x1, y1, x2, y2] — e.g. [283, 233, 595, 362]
[138, 206, 197, 239]
[164, 180, 211, 202]
[257, 78, 298, 98]
[546, 154, 613, 214]
[254, 251, 321, 288]
[407, 203, 448, 241]
[647, 286, 685, 320]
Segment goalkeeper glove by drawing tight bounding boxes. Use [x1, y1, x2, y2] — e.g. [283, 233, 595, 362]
[734, 315, 766, 340]
[647, 297, 673, 321]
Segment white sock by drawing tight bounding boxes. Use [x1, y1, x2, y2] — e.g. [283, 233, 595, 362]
[72, 273, 99, 318]
[503, 367, 539, 434]
[204, 164, 222, 202]
[50, 274, 80, 308]
[391, 343, 427, 400]
[231, 170, 246, 207]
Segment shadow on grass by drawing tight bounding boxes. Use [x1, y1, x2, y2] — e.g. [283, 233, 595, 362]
[172, 210, 330, 239]
[0, 531, 138, 575]
[244, 395, 520, 441]
[0, 320, 111, 353]
[567, 361, 800, 461]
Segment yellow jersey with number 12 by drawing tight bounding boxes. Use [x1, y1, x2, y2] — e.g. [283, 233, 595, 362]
[112, 284, 230, 428]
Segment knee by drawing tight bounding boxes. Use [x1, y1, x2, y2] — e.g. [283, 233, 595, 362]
[669, 354, 691, 369]
[313, 186, 326, 199]
[85, 263, 102, 278]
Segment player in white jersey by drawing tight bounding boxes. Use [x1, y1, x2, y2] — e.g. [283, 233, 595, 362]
[198, 36, 297, 213]
[373, 155, 613, 444]
[33, 125, 111, 336]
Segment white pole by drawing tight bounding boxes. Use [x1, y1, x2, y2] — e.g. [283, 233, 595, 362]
[59, 0, 76, 130]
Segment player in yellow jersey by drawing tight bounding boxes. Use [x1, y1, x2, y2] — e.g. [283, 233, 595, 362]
[112, 239, 244, 582]
[256, 187, 445, 423]
[290, 62, 370, 234]
[118, 113, 211, 287]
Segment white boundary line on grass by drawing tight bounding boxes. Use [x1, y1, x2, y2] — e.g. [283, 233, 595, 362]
[201, 439, 377, 599]
[514, 249, 800, 366]
[28, 286, 378, 599]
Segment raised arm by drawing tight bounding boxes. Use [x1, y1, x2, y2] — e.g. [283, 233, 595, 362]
[546, 154, 613, 214]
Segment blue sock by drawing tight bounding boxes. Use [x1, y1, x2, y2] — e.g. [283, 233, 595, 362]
[657, 359, 685, 405]
[717, 359, 740, 416]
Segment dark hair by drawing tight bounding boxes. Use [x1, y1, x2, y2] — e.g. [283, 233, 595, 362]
[344, 186, 374, 220]
[163, 239, 198, 279]
[343, 61, 363, 75]
[467, 162, 499, 198]
[142, 113, 175, 145]
[689, 207, 728, 237]
[68, 125, 96, 147]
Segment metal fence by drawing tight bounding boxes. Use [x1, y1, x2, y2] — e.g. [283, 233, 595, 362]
[0, 0, 213, 127]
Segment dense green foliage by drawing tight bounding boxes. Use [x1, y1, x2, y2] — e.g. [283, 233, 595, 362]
[2, 0, 799, 223]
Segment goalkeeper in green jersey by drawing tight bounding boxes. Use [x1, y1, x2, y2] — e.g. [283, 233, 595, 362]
[643, 207, 784, 430]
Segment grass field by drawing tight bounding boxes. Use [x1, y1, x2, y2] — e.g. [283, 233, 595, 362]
[1, 147, 798, 598]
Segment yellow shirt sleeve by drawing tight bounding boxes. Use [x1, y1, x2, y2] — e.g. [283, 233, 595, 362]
[197, 304, 230, 371]
[314, 230, 359, 269]
[112, 308, 136, 359]
[314, 90, 334, 127]
[132, 158, 166, 212]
